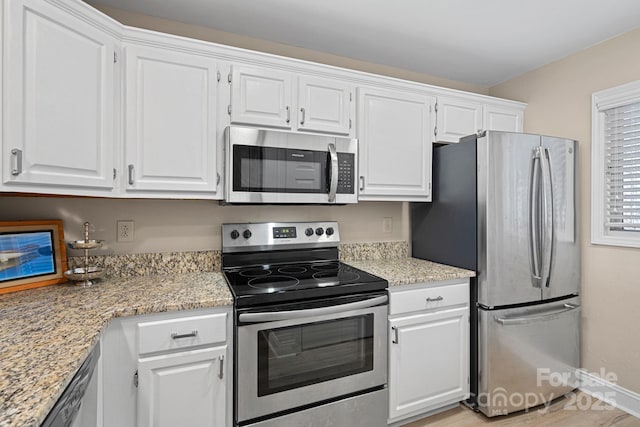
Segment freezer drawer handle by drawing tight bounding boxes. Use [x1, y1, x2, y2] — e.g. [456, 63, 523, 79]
[426, 296, 443, 302]
[495, 303, 580, 326]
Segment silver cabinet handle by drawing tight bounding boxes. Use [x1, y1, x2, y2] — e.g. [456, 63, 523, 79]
[359, 176, 365, 191]
[300, 107, 306, 125]
[11, 149, 23, 176]
[218, 355, 224, 379]
[391, 326, 399, 344]
[170, 330, 198, 339]
[285, 106, 290, 124]
[328, 143, 338, 203]
[434, 125, 438, 139]
[128, 164, 135, 185]
[426, 296, 443, 302]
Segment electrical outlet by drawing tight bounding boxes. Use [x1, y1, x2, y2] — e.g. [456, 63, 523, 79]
[117, 220, 135, 242]
[382, 217, 393, 233]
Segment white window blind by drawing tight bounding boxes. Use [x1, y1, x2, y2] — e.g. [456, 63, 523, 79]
[604, 101, 640, 232]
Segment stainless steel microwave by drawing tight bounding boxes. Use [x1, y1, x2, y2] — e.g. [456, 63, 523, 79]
[224, 126, 358, 204]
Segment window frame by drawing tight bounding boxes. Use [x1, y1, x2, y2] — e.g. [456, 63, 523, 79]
[591, 80, 640, 248]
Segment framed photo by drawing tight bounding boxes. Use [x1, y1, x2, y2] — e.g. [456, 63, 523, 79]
[0, 220, 67, 294]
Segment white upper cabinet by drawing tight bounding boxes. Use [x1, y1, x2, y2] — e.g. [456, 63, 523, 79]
[357, 87, 433, 201]
[483, 104, 524, 133]
[123, 41, 220, 196]
[229, 65, 354, 136]
[0, 0, 526, 199]
[229, 65, 293, 129]
[3, 0, 117, 192]
[434, 96, 483, 143]
[297, 76, 353, 135]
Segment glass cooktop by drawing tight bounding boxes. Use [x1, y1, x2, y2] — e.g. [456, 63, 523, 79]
[224, 261, 388, 307]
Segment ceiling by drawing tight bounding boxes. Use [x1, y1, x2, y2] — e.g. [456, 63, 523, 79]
[92, 0, 640, 87]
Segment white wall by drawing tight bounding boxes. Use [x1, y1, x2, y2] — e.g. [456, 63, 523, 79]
[0, 197, 408, 254]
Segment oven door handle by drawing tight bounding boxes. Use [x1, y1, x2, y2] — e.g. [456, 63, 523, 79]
[238, 295, 388, 323]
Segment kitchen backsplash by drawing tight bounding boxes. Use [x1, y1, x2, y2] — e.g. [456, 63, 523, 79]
[68, 241, 409, 280]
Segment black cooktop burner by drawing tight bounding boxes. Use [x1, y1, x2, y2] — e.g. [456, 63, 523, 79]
[224, 260, 387, 307]
[247, 275, 300, 290]
[239, 268, 272, 278]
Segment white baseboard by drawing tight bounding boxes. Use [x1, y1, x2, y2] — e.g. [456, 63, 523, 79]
[577, 369, 640, 418]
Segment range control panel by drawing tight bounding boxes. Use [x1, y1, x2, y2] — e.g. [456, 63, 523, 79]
[222, 221, 340, 253]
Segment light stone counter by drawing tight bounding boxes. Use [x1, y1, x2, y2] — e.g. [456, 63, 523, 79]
[0, 241, 472, 427]
[347, 257, 475, 286]
[0, 272, 231, 427]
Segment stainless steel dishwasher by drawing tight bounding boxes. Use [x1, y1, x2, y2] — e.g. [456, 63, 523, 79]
[42, 342, 100, 427]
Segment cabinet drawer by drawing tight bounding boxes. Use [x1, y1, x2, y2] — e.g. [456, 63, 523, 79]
[390, 282, 468, 315]
[138, 312, 227, 355]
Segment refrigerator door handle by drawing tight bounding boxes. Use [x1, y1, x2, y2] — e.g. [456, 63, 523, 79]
[540, 147, 555, 288]
[495, 303, 580, 326]
[528, 148, 543, 288]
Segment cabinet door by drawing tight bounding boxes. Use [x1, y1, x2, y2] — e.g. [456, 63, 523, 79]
[138, 346, 227, 427]
[435, 96, 483, 143]
[483, 104, 524, 132]
[388, 307, 469, 421]
[297, 76, 352, 135]
[230, 65, 292, 128]
[3, 0, 116, 190]
[357, 88, 432, 200]
[124, 43, 219, 194]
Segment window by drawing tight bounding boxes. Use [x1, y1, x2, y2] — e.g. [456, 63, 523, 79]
[592, 81, 640, 247]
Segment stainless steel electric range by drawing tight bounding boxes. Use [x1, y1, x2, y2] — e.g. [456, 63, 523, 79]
[222, 221, 389, 427]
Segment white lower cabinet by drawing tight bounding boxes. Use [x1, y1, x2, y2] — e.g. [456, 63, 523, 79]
[101, 307, 231, 427]
[137, 346, 226, 427]
[388, 280, 470, 424]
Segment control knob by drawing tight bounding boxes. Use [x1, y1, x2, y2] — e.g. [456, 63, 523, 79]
[230, 230, 240, 240]
[315, 227, 324, 236]
[326, 227, 334, 236]
[243, 230, 252, 239]
[305, 227, 314, 237]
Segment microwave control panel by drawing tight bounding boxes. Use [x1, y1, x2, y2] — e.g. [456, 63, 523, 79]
[337, 153, 355, 194]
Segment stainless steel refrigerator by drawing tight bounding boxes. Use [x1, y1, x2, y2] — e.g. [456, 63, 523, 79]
[411, 130, 580, 416]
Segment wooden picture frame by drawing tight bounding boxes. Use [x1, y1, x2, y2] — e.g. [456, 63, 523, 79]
[0, 220, 67, 294]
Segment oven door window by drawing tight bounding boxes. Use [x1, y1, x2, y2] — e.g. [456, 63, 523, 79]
[257, 314, 374, 396]
[233, 144, 329, 193]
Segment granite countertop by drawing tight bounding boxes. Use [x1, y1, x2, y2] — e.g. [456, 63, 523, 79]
[0, 272, 232, 427]
[0, 243, 473, 427]
[348, 257, 476, 286]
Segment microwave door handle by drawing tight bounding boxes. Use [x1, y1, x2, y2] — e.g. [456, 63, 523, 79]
[238, 295, 388, 323]
[328, 143, 338, 203]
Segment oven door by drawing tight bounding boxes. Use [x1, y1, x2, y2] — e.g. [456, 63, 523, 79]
[225, 126, 357, 204]
[236, 293, 387, 423]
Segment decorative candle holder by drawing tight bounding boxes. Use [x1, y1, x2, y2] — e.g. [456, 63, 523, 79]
[64, 222, 104, 286]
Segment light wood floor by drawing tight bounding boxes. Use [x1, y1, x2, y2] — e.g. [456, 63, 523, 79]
[405, 392, 640, 426]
